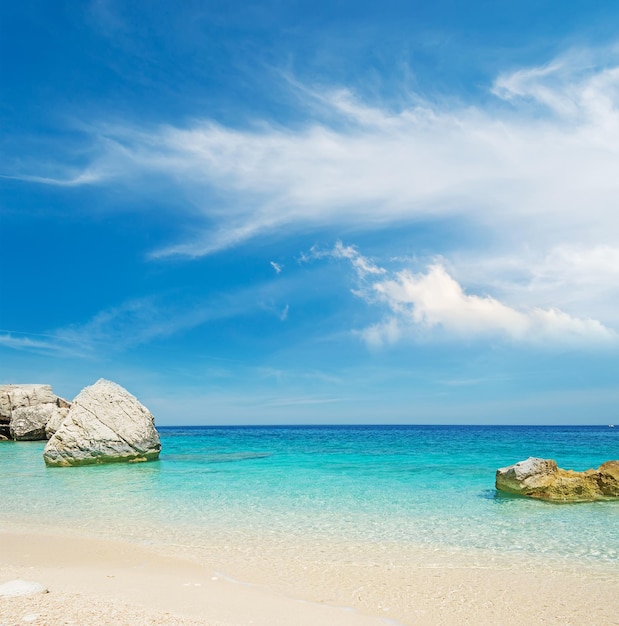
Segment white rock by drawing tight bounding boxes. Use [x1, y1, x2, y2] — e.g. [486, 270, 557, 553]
[43, 379, 161, 466]
[44, 406, 70, 439]
[0, 579, 48, 598]
[0, 385, 56, 415]
[0, 385, 69, 441]
[10, 404, 55, 441]
[496, 457, 558, 491]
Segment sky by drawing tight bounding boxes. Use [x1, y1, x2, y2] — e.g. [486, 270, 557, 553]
[1, 0, 619, 425]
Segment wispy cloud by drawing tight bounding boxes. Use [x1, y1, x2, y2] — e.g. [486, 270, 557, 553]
[9, 46, 619, 260]
[0, 171, 103, 186]
[260, 395, 344, 407]
[0, 299, 185, 359]
[0, 281, 290, 359]
[0, 331, 89, 358]
[301, 241, 386, 278]
[7, 46, 619, 347]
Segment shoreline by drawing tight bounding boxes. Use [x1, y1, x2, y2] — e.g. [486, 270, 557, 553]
[0, 531, 388, 626]
[1, 524, 618, 625]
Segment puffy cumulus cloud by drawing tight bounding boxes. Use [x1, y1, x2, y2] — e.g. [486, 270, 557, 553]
[364, 265, 615, 348]
[318, 244, 617, 349]
[373, 265, 529, 338]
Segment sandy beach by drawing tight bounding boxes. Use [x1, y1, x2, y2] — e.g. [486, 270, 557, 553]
[1, 528, 618, 626]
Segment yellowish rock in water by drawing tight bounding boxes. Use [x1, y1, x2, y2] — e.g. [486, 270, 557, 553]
[496, 457, 619, 502]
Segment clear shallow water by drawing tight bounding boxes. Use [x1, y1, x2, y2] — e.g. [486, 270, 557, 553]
[2, 425, 618, 565]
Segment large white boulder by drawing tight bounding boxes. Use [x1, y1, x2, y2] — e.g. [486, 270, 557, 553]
[43, 379, 161, 466]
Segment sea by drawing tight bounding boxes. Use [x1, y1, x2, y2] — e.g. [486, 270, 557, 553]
[2, 425, 618, 567]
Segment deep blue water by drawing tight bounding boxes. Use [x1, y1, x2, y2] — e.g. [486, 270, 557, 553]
[2, 425, 618, 564]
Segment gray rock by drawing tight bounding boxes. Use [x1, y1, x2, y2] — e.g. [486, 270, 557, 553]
[43, 379, 161, 466]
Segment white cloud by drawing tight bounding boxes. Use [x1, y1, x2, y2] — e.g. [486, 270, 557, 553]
[12, 46, 619, 261]
[330, 241, 387, 277]
[0, 332, 88, 358]
[270, 261, 283, 274]
[303, 241, 386, 279]
[0, 170, 103, 186]
[450, 244, 619, 327]
[0, 299, 181, 359]
[8, 46, 619, 343]
[368, 264, 615, 347]
[261, 395, 343, 407]
[0, 280, 291, 359]
[317, 244, 617, 349]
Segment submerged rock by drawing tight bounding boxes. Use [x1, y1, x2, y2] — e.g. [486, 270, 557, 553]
[496, 457, 619, 502]
[0, 384, 71, 441]
[43, 379, 161, 466]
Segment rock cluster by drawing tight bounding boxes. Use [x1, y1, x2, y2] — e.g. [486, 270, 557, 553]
[496, 457, 619, 502]
[1, 379, 161, 467]
[0, 384, 71, 441]
[43, 379, 161, 467]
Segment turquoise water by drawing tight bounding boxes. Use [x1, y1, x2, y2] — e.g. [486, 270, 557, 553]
[2, 425, 618, 565]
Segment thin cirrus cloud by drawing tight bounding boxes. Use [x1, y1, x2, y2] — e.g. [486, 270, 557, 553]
[0, 332, 89, 359]
[314, 243, 618, 349]
[0, 280, 292, 359]
[9, 46, 619, 259]
[0, 299, 182, 359]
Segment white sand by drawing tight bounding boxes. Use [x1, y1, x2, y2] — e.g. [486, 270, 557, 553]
[1, 529, 618, 625]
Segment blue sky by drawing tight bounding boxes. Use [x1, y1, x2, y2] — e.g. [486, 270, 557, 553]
[2, 0, 619, 424]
